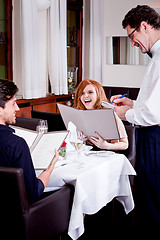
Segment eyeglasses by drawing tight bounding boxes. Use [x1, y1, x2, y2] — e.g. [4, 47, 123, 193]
[128, 27, 139, 40]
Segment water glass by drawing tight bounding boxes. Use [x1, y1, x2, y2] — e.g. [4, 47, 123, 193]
[36, 120, 48, 133]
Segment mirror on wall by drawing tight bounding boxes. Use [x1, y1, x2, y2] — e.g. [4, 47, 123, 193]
[106, 36, 151, 66]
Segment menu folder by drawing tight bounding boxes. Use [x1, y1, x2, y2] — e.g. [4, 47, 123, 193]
[12, 126, 68, 170]
[57, 103, 120, 140]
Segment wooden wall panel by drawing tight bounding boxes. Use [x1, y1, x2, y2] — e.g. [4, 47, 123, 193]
[33, 102, 57, 113]
[16, 95, 72, 118]
[16, 107, 32, 118]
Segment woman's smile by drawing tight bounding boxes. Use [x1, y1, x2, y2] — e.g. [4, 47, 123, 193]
[80, 84, 97, 109]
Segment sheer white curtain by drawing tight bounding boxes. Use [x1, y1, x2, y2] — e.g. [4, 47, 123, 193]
[83, 0, 104, 84]
[126, 38, 150, 65]
[127, 40, 140, 65]
[13, 0, 41, 99]
[12, 0, 67, 99]
[106, 37, 113, 65]
[48, 0, 68, 95]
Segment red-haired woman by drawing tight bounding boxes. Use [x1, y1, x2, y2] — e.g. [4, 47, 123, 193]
[73, 79, 128, 150]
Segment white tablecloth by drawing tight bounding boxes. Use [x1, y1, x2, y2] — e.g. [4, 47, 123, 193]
[36, 150, 136, 240]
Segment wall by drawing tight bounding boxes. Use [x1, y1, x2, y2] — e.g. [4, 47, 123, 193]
[102, 0, 160, 88]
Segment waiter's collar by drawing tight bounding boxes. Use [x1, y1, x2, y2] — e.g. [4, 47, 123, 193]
[150, 39, 160, 57]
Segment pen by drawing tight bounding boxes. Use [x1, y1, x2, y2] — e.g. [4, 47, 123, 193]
[110, 94, 127, 104]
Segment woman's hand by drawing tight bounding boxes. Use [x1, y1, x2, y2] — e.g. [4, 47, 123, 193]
[88, 132, 128, 151]
[89, 132, 112, 150]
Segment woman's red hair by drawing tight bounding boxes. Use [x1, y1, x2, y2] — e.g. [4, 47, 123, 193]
[73, 79, 109, 110]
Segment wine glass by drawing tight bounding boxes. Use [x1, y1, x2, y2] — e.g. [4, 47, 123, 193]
[36, 120, 48, 133]
[70, 131, 85, 168]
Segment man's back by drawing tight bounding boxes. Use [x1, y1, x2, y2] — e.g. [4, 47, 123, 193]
[0, 124, 44, 203]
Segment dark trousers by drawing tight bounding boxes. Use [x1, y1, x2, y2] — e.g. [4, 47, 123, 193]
[134, 126, 160, 236]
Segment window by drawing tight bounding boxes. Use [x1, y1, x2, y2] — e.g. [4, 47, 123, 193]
[0, 0, 12, 80]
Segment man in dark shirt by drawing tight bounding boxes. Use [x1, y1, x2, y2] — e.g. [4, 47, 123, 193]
[0, 79, 58, 203]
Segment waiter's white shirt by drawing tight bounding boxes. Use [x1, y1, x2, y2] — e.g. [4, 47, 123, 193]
[126, 39, 160, 126]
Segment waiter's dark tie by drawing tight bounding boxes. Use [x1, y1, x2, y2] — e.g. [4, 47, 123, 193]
[147, 52, 152, 58]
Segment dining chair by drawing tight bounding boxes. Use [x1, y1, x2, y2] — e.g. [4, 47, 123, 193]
[12, 116, 41, 131]
[122, 124, 136, 167]
[0, 166, 73, 240]
[117, 124, 137, 186]
[31, 110, 66, 132]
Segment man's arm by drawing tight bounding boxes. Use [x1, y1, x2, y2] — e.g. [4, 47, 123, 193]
[37, 149, 59, 188]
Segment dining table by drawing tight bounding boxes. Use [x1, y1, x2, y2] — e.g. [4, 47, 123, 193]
[36, 146, 136, 240]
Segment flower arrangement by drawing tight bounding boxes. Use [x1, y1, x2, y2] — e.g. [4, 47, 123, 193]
[68, 76, 76, 93]
[59, 141, 67, 157]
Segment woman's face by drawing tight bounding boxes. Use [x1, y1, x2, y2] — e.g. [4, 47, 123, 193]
[80, 84, 97, 109]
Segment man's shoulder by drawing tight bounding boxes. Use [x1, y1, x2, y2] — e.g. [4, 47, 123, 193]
[1, 127, 28, 149]
[9, 132, 28, 147]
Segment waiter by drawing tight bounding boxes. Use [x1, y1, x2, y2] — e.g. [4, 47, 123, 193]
[110, 5, 160, 236]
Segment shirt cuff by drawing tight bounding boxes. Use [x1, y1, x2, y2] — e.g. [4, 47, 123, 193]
[132, 100, 136, 107]
[125, 108, 134, 124]
[38, 179, 45, 198]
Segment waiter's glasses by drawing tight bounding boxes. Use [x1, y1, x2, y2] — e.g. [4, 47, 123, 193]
[128, 27, 139, 40]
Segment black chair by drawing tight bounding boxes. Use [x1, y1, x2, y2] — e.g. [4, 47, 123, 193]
[117, 124, 137, 186]
[31, 110, 66, 132]
[103, 86, 139, 102]
[121, 125, 136, 168]
[12, 116, 41, 131]
[0, 166, 73, 240]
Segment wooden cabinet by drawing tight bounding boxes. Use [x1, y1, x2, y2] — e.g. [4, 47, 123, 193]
[33, 103, 57, 113]
[67, 0, 83, 89]
[16, 106, 32, 118]
[0, 0, 12, 80]
[17, 94, 73, 118]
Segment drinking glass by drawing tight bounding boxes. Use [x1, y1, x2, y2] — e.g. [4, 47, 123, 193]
[36, 120, 48, 133]
[70, 131, 85, 168]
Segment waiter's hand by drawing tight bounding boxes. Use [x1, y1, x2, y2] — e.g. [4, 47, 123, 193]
[114, 105, 131, 121]
[110, 95, 133, 120]
[110, 95, 133, 108]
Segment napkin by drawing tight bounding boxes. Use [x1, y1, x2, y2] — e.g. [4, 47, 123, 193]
[65, 121, 79, 151]
[67, 121, 78, 143]
[65, 121, 93, 153]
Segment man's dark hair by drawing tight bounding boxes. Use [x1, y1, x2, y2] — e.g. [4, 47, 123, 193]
[122, 5, 160, 30]
[0, 79, 18, 108]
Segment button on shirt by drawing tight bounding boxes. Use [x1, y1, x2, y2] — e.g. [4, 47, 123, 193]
[0, 125, 44, 203]
[126, 40, 160, 126]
